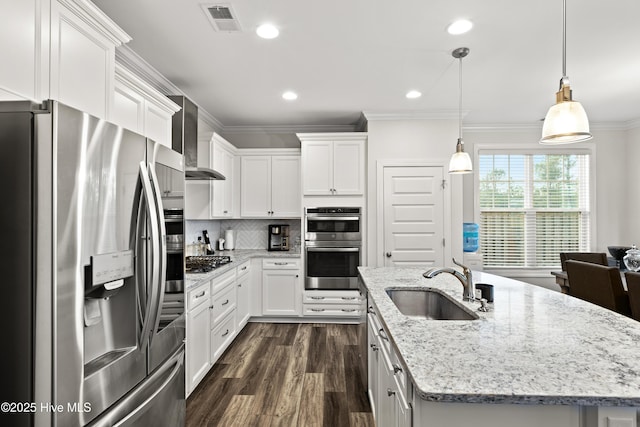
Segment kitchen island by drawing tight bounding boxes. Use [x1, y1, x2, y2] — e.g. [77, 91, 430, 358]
[359, 267, 640, 427]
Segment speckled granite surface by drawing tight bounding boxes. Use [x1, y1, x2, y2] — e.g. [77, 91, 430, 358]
[185, 249, 300, 290]
[359, 266, 640, 406]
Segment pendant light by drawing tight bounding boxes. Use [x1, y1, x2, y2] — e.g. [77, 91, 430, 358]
[448, 47, 472, 174]
[540, 0, 592, 144]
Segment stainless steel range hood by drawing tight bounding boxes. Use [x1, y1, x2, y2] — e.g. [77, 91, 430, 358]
[168, 95, 225, 180]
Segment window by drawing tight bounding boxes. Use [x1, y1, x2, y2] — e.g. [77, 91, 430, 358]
[478, 151, 591, 268]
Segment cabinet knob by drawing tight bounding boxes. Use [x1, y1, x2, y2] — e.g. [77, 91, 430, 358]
[386, 252, 392, 258]
[393, 364, 403, 374]
[295, 274, 299, 278]
[387, 389, 396, 397]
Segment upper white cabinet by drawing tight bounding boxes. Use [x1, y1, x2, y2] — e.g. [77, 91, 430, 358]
[0, 0, 48, 102]
[49, 0, 130, 118]
[240, 152, 301, 218]
[0, 0, 130, 117]
[111, 64, 180, 148]
[211, 134, 235, 218]
[298, 133, 367, 196]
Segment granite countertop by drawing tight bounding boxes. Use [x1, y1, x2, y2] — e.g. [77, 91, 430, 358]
[358, 266, 640, 406]
[185, 249, 300, 290]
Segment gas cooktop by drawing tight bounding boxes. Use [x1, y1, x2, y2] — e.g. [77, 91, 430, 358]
[185, 255, 232, 273]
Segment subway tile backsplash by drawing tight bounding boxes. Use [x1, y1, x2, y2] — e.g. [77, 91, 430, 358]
[185, 218, 301, 251]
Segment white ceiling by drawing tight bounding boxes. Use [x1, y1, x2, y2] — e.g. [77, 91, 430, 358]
[94, 0, 640, 130]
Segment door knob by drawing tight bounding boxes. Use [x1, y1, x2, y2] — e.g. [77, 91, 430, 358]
[386, 252, 392, 258]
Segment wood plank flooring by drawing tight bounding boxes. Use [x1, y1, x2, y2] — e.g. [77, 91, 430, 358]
[186, 323, 374, 427]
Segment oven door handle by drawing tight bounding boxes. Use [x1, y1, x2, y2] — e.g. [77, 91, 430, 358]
[306, 216, 360, 221]
[307, 247, 360, 252]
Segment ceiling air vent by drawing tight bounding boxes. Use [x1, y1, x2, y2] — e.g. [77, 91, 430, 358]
[202, 3, 242, 32]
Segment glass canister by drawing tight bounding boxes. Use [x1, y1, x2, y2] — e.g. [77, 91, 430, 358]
[623, 245, 640, 271]
[463, 223, 479, 252]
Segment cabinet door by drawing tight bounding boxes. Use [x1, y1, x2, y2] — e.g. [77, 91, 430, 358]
[50, 0, 117, 119]
[186, 299, 210, 395]
[240, 156, 271, 217]
[302, 141, 333, 195]
[271, 156, 301, 217]
[144, 102, 173, 148]
[333, 140, 364, 195]
[236, 271, 251, 329]
[212, 144, 234, 217]
[367, 317, 379, 416]
[0, 0, 46, 101]
[112, 78, 145, 133]
[262, 270, 301, 316]
[377, 345, 397, 427]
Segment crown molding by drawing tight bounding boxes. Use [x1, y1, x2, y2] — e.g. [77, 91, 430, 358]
[463, 120, 640, 133]
[58, 0, 131, 45]
[221, 123, 358, 134]
[115, 46, 224, 132]
[363, 109, 462, 121]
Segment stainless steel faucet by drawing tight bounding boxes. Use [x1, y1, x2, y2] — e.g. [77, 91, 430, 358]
[423, 258, 476, 301]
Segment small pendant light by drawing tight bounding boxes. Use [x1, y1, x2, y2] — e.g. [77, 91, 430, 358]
[540, 0, 592, 144]
[449, 47, 472, 174]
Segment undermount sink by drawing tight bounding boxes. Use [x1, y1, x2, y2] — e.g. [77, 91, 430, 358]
[386, 288, 478, 320]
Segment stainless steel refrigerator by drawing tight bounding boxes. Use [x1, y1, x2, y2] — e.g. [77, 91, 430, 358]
[0, 100, 186, 427]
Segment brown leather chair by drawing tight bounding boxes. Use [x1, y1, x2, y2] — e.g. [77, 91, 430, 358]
[560, 252, 608, 271]
[624, 272, 640, 321]
[565, 260, 631, 316]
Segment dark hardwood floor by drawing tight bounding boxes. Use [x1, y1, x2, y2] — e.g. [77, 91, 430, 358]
[186, 322, 374, 427]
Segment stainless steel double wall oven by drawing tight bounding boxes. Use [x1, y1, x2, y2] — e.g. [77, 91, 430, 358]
[304, 207, 361, 290]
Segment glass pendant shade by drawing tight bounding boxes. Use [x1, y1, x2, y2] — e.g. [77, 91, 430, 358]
[541, 99, 592, 144]
[449, 139, 473, 174]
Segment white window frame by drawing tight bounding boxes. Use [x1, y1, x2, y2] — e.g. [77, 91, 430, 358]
[473, 143, 597, 278]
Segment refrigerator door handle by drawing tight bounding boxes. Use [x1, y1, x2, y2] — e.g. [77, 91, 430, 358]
[147, 164, 167, 341]
[138, 162, 161, 349]
[88, 345, 185, 427]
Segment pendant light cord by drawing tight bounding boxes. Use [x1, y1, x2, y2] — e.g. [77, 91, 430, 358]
[458, 55, 463, 141]
[562, 0, 567, 78]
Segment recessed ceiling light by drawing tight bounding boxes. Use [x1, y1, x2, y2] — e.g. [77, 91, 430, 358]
[282, 91, 298, 100]
[447, 19, 473, 35]
[256, 23, 279, 39]
[406, 90, 422, 99]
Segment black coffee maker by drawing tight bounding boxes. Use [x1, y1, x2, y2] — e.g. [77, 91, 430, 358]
[268, 224, 290, 251]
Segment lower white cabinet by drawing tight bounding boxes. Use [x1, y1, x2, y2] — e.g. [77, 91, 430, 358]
[303, 290, 365, 318]
[368, 305, 411, 427]
[236, 261, 251, 329]
[209, 269, 237, 365]
[186, 282, 211, 396]
[262, 259, 301, 316]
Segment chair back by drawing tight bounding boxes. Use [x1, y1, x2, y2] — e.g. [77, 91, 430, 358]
[565, 260, 631, 316]
[624, 272, 640, 321]
[560, 252, 608, 271]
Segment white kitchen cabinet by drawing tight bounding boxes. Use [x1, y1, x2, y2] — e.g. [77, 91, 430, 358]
[111, 64, 181, 148]
[50, 0, 130, 119]
[211, 135, 235, 218]
[209, 269, 237, 365]
[262, 259, 301, 316]
[236, 261, 251, 329]
[368, 305, 411, 427]
[297, 133, 366, 196]
[0, 0, 48, 102]
[240, 154, 300, 218]
[302, 290, 365, 318]
[185, 282, 211, 396]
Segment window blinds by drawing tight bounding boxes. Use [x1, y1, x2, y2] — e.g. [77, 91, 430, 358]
[478, 152, 590, 268]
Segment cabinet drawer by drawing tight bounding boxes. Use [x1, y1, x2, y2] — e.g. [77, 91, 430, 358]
[262, 258, 300, 270]
[211, 310, 236, 362]
[303, 304, 364, 317]
[211, 268, 236, 294]
[304, 290, 364, 305]
[187, 283, 210, 311]
[236, 260, 251, 278]
[210, 284, 237, 325]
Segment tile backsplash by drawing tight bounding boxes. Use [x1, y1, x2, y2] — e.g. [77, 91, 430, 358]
[186, 218, 301, 251]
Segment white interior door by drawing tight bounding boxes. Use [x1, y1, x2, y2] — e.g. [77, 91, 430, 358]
[383, 166, 445, 267]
